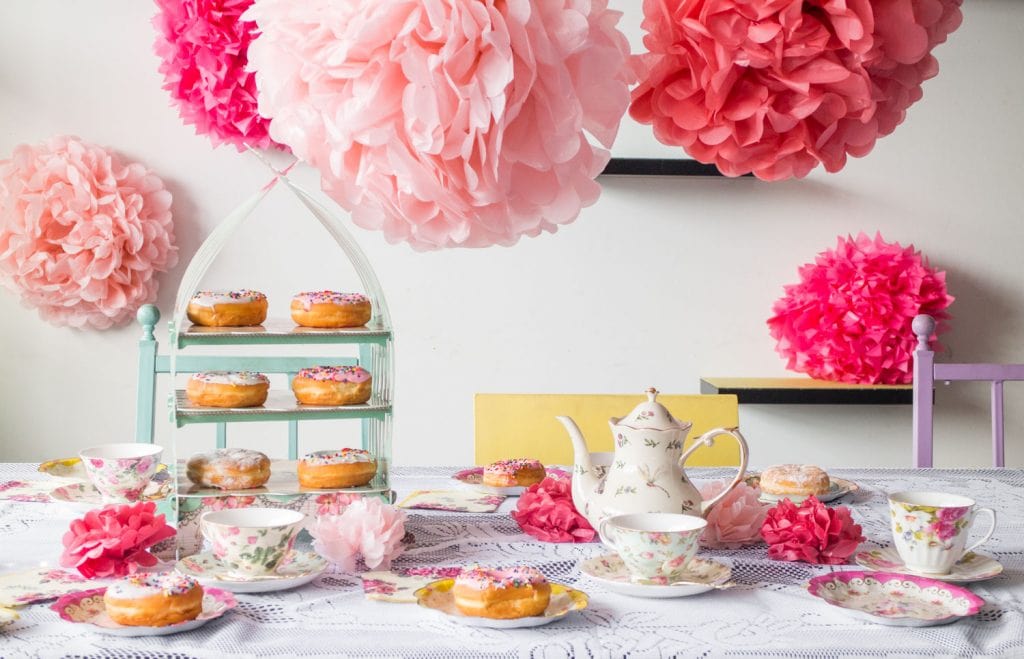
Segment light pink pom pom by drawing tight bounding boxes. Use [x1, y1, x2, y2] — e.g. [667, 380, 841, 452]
[699, 481, 769, 549]
[310, 497, 407, 572]
[245, 0, 633, 250]
[767, 233, 954, 384]
[0, 136, 178, 329]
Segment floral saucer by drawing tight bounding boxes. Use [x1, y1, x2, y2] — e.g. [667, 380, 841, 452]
[38, 457, 170, 482]
[452, 466, 570, 496]
[49, 479, 173, 505]
[807, 571, 983, 627]
[175, 550, 328, 593]
[580, 553, 732, 598]
[51, 586, 236, 636]
[414, 579, 587, 629]
[854, 547, 1003, 583]
[745, 474, 859, 504]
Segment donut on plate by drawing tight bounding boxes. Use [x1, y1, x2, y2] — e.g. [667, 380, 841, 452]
[186, 448, 271, 490]
[104, 573, 203, 627]
[292, 366, 371, 406]
[298, 449, 377, 489]
[482, 458, 546, 488]
[759, 464, 831, 497]
[452, 567, 551, 619]
[291, 291, 371, 328]
[187, 290, 268, 327]
[186, 371, 269, 408]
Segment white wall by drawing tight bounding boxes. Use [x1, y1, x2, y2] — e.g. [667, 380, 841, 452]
[1, 1, 1022, 469]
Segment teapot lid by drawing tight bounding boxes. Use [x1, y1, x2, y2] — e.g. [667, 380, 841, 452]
[618, 388, 687, 430]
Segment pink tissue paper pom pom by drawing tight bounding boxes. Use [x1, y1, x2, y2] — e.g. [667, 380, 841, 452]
[59, 502, 176, 579]
[153, 0, 284, 152]
[244, 0, 634, 250]
[761, 496, 865, 565]
[630, 0, 963, 180]
[0, 136, 178, 329]
[699, 480, 770, 549]
[310, 498, 407, 572]
[511, 476, 595, 543]
[767, 232, 953, 384]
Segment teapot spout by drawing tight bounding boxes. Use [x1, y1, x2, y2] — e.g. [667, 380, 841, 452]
[556, 416, 599, 515]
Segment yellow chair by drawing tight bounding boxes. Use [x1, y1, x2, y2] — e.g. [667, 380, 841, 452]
[474, 393, 740, 467]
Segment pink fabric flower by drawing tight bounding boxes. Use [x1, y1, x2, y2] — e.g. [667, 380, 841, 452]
[0, 136, 178, 329]
[630, 0, 963, 180]
[511, 477, 595, 543]
[245, 0, 634, 250]
[767, 232, 953, 384]
[699, 480, 769, 548]
[153, 0, 282, 151]
[309, 498, 407, 572]
[59, 502, 176, 578]
[761, 496, 865, 565]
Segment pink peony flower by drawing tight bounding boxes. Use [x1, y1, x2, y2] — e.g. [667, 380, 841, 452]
[153, 0, 283, 151]
[511, 477, 595, 543]
[245, 0, 634, 250]
[630, 0, 963, 180]
[309, 498, 407, 572]
[59, 502, 176, 578]
[699, 480, 770, 548]
[767, 232, 954, 384]
[761, 496, 865, 565]
[0, 136, 178, 329]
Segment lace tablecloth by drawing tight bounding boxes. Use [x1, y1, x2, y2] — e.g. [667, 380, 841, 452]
[1, 464, 1022, 658]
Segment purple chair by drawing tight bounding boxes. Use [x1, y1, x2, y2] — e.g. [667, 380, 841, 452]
[913, 314, 1024, 467]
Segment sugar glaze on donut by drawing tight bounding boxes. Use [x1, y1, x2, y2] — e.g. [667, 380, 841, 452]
[186, 371, 270, 408]
[482, 458, 545, 488]
[187, 290, 268, 327]
[186, 448, 271, 490]
[290, 291, 371, 328]
[291, 366, 371, 406]
[298, 448, 377, 488]
[104, 573, 203, 627]
[452, 567, 551, 619]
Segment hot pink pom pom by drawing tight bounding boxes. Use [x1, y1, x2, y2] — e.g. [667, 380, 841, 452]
[511, 477, 595, 543]
[767, 233, 953, 384]
[153, 0, 283, 152]
[245, 0, 633, 250]
[0, 136, 178, 329]
[630, 0, 963, 180]
[309, 498, 407, 572]
[59, 502, 176, 579]
[761, 496, 865, 565]
[699, 481, 769, 549]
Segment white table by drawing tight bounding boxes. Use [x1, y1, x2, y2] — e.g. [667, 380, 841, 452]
[1, 465, 1022, 658]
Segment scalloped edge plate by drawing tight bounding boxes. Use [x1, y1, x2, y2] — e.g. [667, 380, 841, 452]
[581, 553, 731, 598]
[175, 551, 327, 593]
[49, 479, 173, 505]
[51, 586, 236, 636]
[744, 474, 859, 504]
[415, 579, 587, 628]
[807, 570, 983, 627]
[451, 466, 570, 496]
[854, 547, 1003, 583]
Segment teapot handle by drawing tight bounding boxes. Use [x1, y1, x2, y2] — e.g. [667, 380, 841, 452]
[677, 427, 749, 517]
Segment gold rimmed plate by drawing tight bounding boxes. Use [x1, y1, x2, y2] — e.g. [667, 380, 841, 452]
[414, 579, 587, 628]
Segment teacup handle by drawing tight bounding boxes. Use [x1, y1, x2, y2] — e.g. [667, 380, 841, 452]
[964, 507, 997, 555]
[678, 427, 749, 517]
[597, 518, 619, 551]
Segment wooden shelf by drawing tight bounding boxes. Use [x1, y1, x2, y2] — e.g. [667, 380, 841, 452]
[700, 377, 912, 405]
[175, 320, 391, 348]
[174, 391, 391, 426]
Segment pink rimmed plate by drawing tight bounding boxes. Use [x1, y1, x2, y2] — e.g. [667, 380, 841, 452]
[451, 466, 570, 496]
[807, 571, 983, 627]
[51, 586, 236, 636]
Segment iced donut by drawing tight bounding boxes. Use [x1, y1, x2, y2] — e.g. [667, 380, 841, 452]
[452, 567, 551, 619]
[187, 290, 268, 327]
[298, 449, 377, 488]
[482, 458, 545, 488]
[186, 448, 271, 490]
[186, 371, 270, 408]
[104, 573, 203, 627]
[290, 291, 371, 328]
[759, 464, 831, 497]
[291, 366, 371, 406]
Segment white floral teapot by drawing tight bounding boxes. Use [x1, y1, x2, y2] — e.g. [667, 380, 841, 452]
[558, 388, 749, 527]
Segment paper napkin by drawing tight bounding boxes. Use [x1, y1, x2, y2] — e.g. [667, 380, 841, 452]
[0, 568, 89, 606]
[361, 567, 463, 603]
[396, 490, 507, 513]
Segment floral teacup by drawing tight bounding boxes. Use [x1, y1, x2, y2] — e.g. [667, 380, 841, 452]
[889, 491, 997, 575]
[597, 512, 707, 583]
[79, 444, 163, 504]
[201, 508, 305, 576]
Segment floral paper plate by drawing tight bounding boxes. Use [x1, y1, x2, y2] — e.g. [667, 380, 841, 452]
[807, 571, 983, 627]
[854, 547, 1003, 583]
[415, 579, 587, 628]
[49, 479, 173, 505]
[745, 473, 858, 504]
[38, 458, 169, 482]
[452, 466, 570, 496]
[581, 553, 731, 598]
[175, 551, 327, 593]
[51, 586, 236, 636]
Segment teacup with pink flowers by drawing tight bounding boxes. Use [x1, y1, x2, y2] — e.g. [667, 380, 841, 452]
[201, 508, 305, 576]
[79, 443, 163, 504]
[889, 491, 997, 575]
[598, 512, 707, 583]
